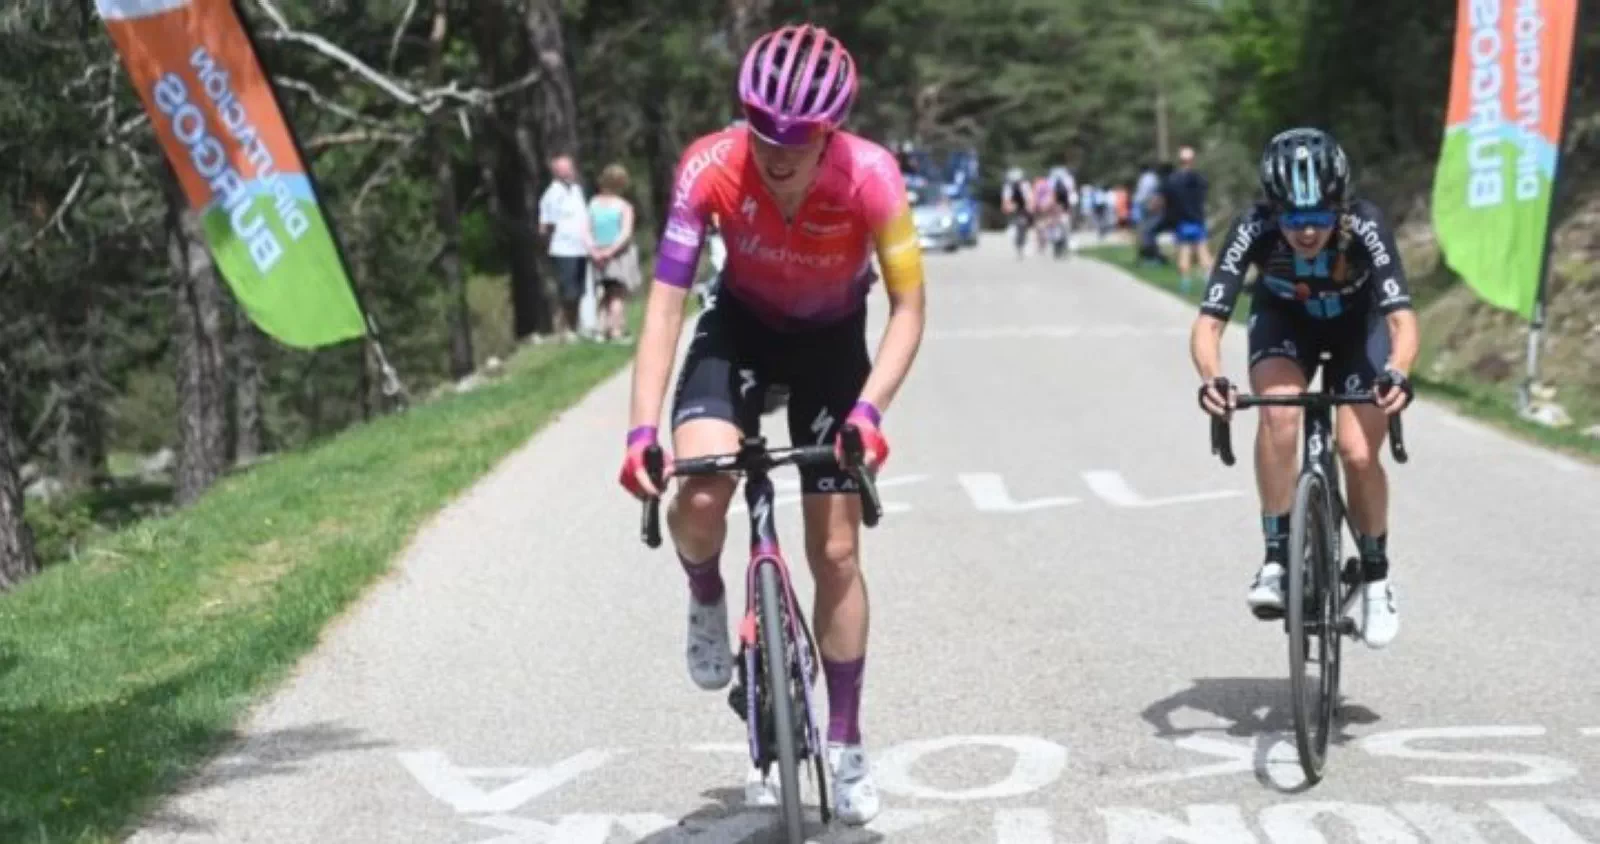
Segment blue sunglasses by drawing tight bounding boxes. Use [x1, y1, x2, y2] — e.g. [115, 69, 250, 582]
[1279, 209, 1337, 229]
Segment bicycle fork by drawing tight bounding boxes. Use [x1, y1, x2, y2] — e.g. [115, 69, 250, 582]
[730, 474, 824, 767]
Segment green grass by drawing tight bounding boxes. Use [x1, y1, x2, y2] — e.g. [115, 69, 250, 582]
[1085, 244, 1600, 462]
[0, 338, 635, 843]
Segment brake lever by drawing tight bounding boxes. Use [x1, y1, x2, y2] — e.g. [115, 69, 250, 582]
[839, 425, 883, 528]
[641, 446, 665, 548]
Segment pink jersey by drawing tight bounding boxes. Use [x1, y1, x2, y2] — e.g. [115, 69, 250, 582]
[654, 127, 923, 329]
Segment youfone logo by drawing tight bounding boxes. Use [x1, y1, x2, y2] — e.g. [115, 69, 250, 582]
[1219, 220, 1261, 276]
[1349, 215, 1391, 267]
[673, 138, 734, 210]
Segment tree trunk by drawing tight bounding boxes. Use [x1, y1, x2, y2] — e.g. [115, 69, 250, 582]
[430, 0, 474, 378]
[523, 0, 581, 164]
[640, 91, 675, 242]
[0, 374, 40, 591]
[232, 306, 265, 464]
[473, 0, 551, 339]
[45, 294, 109, 491]
[166, 187, 228, 506]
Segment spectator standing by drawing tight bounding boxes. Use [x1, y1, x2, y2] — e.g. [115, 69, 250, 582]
[587, 163, 641, 343]
[1165, 146, 1213, 292]
[538, 154, 592, 341]
[1133, 163, 1167, 265]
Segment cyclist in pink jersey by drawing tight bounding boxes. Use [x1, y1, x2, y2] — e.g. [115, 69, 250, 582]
[617, 23, 925, 824]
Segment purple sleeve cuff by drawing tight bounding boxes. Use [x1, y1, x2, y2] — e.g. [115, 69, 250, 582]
[653, 214, 704, 288]
[848, 401, 882, 427]
[627, 425, 657, 446]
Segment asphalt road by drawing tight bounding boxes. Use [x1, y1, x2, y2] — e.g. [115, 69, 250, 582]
[130, 233, 1600, 844]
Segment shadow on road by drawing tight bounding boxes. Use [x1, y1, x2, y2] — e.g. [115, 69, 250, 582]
[635, 786, 886, 844]
[1140, 676, 1382, 794]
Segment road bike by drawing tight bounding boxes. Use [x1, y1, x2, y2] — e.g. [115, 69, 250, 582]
[1206, 359, 1409, 784]
[640, 428, 883, 842]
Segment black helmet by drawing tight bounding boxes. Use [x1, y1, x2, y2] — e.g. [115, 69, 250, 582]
[1259, 128, 1350, 211]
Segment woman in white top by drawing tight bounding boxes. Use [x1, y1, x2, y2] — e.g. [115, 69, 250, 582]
[586, 163, 641, 342]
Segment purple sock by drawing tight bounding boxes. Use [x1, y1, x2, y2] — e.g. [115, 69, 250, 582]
[678, 551, 724, 605]
[824, 656, 865, 744]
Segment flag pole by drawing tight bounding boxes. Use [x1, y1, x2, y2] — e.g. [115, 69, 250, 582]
[1518, 0, 1581, 412]
[228, 0, 410, 406]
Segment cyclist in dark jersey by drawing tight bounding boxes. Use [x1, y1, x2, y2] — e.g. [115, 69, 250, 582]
[1190, 127, 1418, 650]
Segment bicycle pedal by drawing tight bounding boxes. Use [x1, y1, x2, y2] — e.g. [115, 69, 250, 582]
[1252, 605, 1285, 621]
[727, 682, 747, 721]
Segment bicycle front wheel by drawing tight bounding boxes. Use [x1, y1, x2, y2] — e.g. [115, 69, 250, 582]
[1286, 470, 1338, 784]
[757, 560, 805, 842]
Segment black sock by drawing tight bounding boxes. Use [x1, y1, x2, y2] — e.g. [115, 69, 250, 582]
[1262, 512, 1290, 566]
[1358, 533, 1388, 582]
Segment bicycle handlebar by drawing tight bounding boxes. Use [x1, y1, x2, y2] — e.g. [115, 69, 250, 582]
[639, 425, 884, 549]
[1208, 391, 1408, 467]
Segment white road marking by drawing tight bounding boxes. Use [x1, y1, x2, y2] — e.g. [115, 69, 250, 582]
[957, 473, 1080, 512]
[1360, 726, 1578, 787]
[397, 749, 614, 814]
[1393, 802, 1497, 843]
[1081, 470, 1242, 508]
[1098, 804, 1255, 843]
[1487, 799, 1600, 844]
[1124, 735, 1302, 789]
[874, 735, 1068, 801]
[1259, 802, 1422, 843]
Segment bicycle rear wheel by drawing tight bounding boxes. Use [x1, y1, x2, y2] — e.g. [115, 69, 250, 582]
[757, 560, 805, 842]
[1286, 470, 1339, 784]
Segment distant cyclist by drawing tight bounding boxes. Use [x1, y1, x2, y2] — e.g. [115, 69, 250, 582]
[618, 23, 926, 824]
[1190, 127, 1418, 649]
[1048, 164, 1077, 252]
[1001, 166, 1033, 258]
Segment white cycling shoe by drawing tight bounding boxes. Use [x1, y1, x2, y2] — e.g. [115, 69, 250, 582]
[686, 594, 732, 691]
[1247, 562, 1286, 616]
[741, 744, 881, 825]
[1346, 579, 1400, 649]
[828, 742, 881, 825]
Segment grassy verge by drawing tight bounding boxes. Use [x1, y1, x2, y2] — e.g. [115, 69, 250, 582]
[1085, 244, 1600, 462]
[0, 338, 635, 842]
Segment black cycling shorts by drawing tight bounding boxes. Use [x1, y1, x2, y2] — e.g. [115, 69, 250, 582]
[1247, 296, 1391, 394]
[670, 291, 871, 495]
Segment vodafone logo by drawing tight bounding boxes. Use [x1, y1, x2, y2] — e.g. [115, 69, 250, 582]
[673, 138, 734, 210]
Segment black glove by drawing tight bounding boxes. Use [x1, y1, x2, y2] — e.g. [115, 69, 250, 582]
[1373, 368, 1414, 411]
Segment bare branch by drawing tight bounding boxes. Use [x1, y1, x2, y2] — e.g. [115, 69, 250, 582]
[251, 0, 539, 114]
[387, 0, 420, 70]
[305, 129, 414, 150]
[20, 168, 89, 250]
[353, 135, 423, 213]
[273, 75, 392, 127]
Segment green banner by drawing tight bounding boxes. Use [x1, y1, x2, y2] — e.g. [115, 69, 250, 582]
[100, 0, 367, 348]
[1430, 0, 1578, 321]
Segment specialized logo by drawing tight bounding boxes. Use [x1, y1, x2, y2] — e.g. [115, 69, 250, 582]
[673, 138, 734, 210]
[741, 196, 757, 223]
[738, 368, 757, 398]
[810, 406, 834, 445]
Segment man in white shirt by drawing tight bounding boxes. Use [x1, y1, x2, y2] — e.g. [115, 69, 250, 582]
[538, 154, 592, 340]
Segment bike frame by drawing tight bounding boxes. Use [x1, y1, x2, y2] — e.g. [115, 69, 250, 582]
[639, 429, 882, 831]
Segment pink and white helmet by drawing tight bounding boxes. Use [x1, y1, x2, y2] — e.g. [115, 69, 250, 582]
[737, 24, 858, 147]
